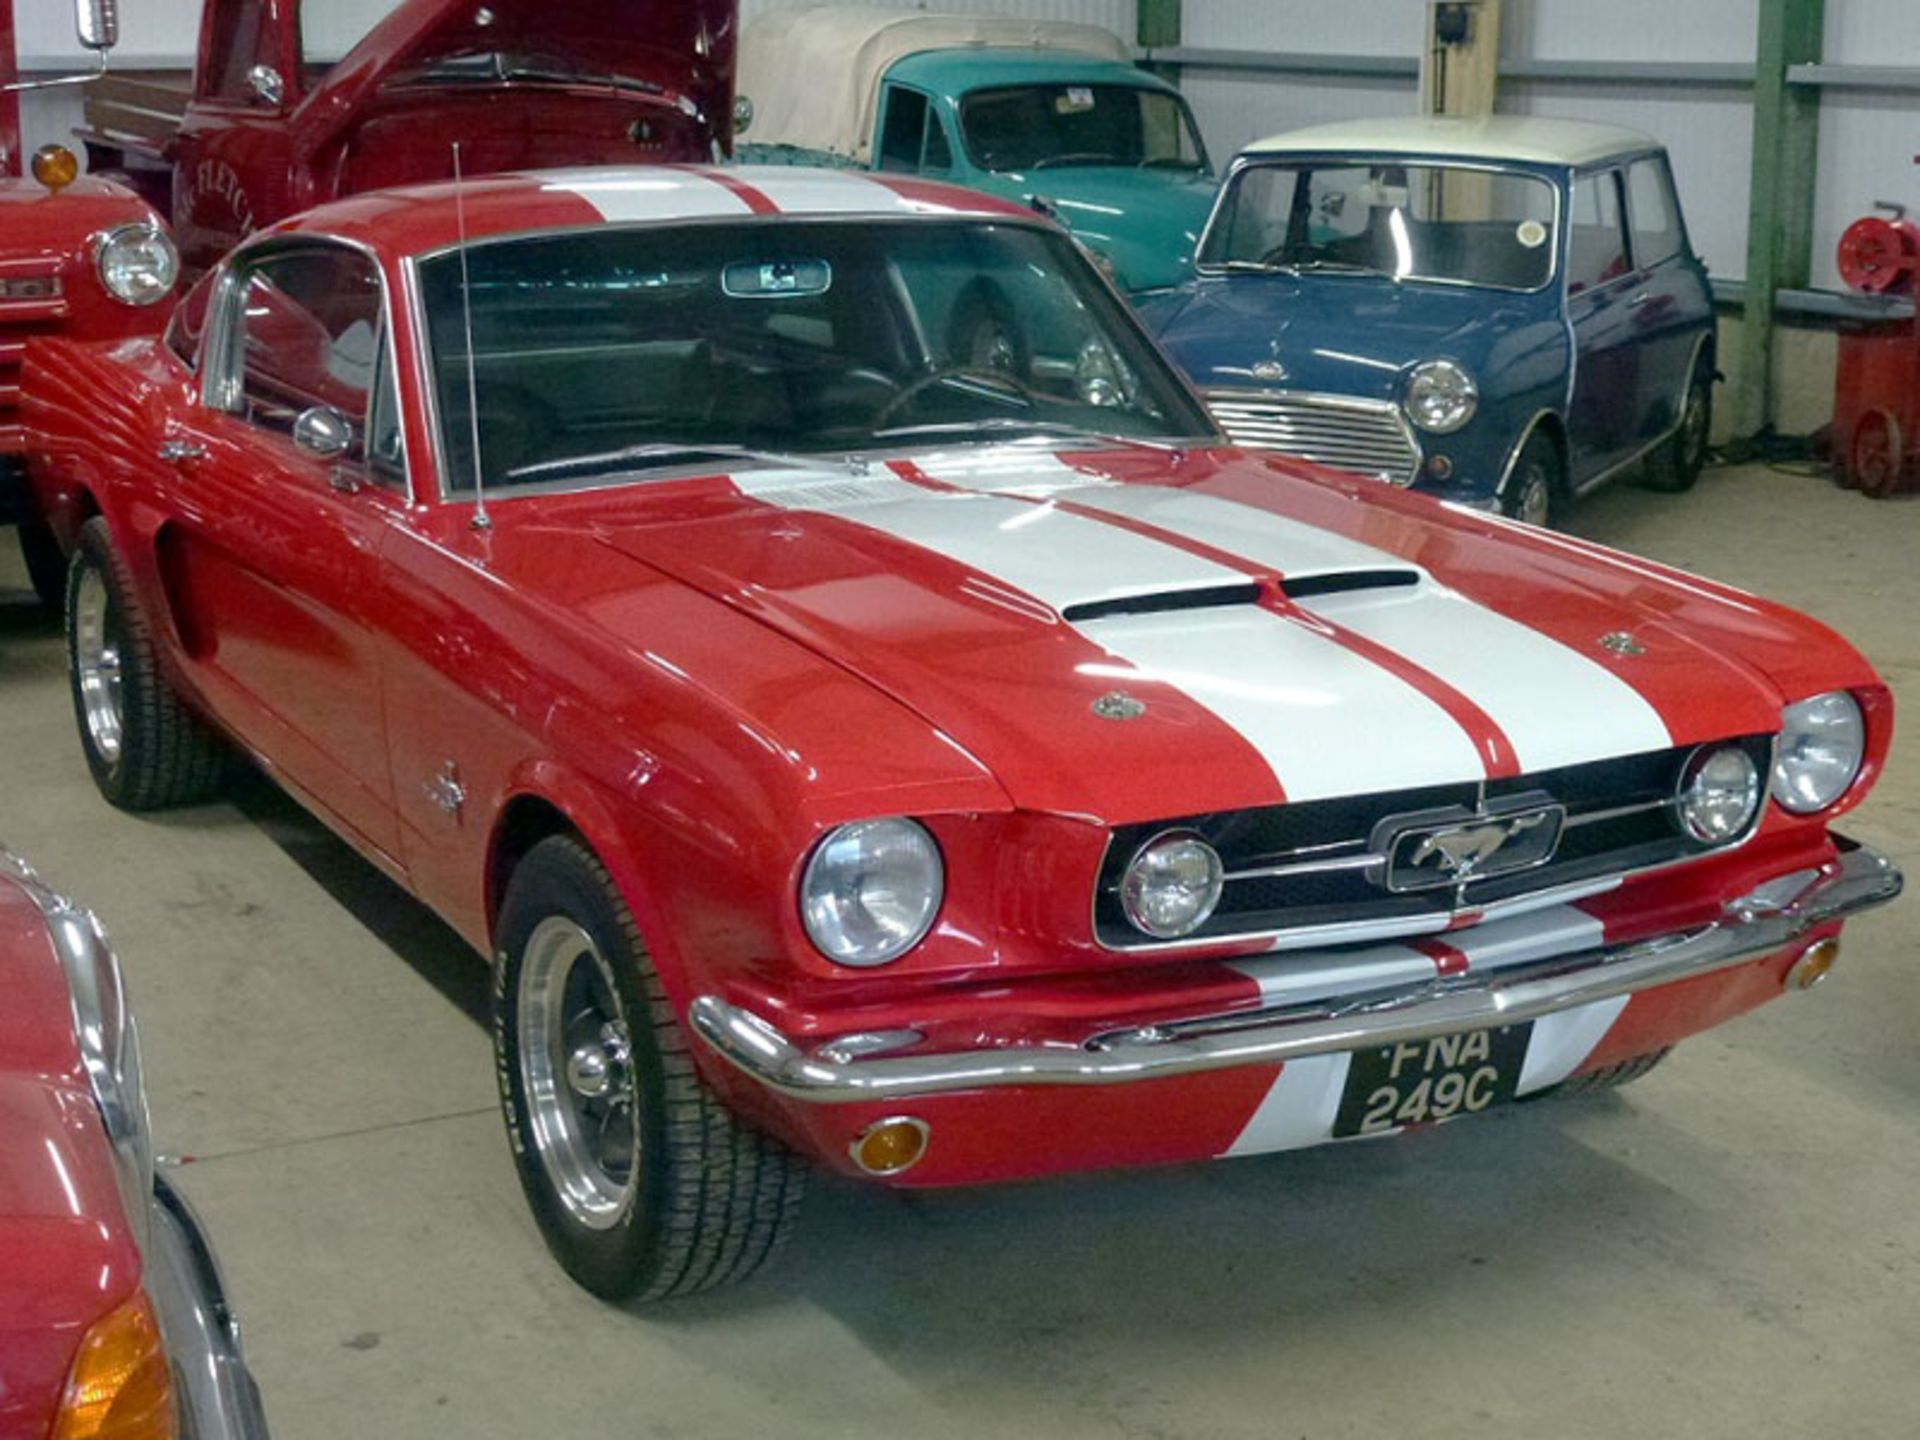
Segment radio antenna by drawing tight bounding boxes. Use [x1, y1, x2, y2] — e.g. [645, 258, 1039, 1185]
[452, 142, 490, 531]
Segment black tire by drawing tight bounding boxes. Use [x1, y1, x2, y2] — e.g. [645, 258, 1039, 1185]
[18, 519, 66, 610]
[1499, 430, 1565, 529]
[1640, 360, 1713, 494]
[494, 835, 805, 1301]
[1540, 1048, 1670, 1100]
[66, 517, 226, 810]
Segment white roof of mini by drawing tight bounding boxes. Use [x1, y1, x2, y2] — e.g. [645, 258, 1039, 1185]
[1242, 116, 1661, 168]
[738, 6, 1131, 162]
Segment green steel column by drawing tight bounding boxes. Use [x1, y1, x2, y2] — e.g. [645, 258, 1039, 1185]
[1737, 0, 1825, 437]
[1138, 0, 1182, 79]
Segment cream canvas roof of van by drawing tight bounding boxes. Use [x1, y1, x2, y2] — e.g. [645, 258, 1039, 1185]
[737, 6, 1132, 162]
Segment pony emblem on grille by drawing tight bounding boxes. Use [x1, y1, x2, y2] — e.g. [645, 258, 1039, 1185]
[1376, 795, 1566, 893]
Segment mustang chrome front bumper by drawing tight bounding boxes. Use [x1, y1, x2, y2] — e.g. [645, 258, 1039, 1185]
[147, 1173, 272, 1439]
[692, 840, 1902, 1104]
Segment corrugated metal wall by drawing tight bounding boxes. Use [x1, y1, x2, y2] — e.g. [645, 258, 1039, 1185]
[742, 0, 1134, 26]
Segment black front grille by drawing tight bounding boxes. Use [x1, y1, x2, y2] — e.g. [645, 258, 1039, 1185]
[1095, 737, 1773, 947]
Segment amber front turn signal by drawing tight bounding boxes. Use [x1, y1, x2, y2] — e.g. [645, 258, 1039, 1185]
[1786, 937, 1841, 992]
[32, 144, 80, 194]
[850, 1116, 930, 1176]
[51, 1289, 178, 1440]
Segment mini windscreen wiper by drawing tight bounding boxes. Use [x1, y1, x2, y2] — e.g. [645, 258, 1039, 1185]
[503, 443, 801, 486]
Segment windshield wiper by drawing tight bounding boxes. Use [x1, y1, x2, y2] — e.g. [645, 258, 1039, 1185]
[869, 418, 1192, 453]
[504, 442, 802, 485]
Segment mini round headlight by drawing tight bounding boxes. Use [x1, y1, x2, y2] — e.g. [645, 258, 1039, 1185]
[800, 818, 943, 966]
[1120, 832, 1224, 939]
[1678, 745, 1762, 844]
[1771, 691, 1866, 814]
[94, 223, 179, 307]
[1404, 359, 1479, 434]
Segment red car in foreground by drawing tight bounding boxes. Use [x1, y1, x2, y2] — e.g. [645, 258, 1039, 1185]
[0, 849, 267, 1437]
[22, 167, 1902, 1300]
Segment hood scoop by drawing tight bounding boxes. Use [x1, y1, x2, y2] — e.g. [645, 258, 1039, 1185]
[1061, 569, 1423, 624]
[1279, 568, 1422, 601]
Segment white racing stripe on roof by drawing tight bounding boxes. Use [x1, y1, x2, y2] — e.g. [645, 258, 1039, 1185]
[733, 169, 906, 215]
[731, 463, 1486, 800]
[539, 169, 751, 223]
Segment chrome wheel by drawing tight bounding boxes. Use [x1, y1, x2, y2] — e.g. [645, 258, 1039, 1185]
[1678, 381, 1710, 474]
[517, 917, 640, 1231]
[73, 565, 125, 764]
[1511, 461, 1553, 528]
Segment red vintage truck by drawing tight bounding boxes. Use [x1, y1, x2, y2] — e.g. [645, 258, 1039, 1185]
[2, 0, 735, 605]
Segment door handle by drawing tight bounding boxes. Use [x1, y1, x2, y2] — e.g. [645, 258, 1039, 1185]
[328, 467, 365, 496]
[158, 438, 208, 463]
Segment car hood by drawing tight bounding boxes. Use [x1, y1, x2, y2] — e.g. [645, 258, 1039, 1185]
[1146, 275, 1543, 400]
[1015, 168, 1217, 290]
[296, 0, 735, 149]
[564, 446, 1860, 826]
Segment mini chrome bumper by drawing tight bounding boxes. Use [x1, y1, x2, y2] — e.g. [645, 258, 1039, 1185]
[692, 841, 1902, 1104]
[147, 1175, 271, 1440]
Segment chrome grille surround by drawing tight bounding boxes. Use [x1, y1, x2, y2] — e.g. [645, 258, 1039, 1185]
[1095, 738, 1776, 951]
[1205, 387, 1422, 486]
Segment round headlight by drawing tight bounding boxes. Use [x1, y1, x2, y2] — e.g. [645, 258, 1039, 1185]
[94, 223, 179, 307]
[1120, 832, 1224, 939]
[1404, 359, 1479, 434]
[800, 818, 943, 966]
[1771, 691, 1866, 814]
[1677, 745, 1762, 844]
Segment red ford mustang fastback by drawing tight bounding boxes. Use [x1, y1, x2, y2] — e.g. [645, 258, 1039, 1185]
[22, 167, 1902, 1301]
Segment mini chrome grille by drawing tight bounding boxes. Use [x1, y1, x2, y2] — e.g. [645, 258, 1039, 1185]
[1095, 738, 1774, 949]
[1205, 388, 1421, 486]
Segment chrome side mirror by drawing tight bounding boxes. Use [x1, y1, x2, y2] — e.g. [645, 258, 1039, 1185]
[75, 0, 119, 52]
[247, 64, 285, 107]
[293, 406, 353, 459]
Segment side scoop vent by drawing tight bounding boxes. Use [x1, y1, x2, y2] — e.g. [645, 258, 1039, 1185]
[1063, 583, 1264, 623]
[1279, 569, 1422, 601]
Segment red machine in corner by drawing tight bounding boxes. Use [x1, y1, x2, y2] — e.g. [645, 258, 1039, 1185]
[1833, 162, 1920, 497]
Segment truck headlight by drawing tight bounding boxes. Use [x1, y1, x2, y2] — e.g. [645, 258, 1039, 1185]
[1677, 745, 1761, 843]
[1772, 692, 1866, 813]
[1120, 832, 1224, 939]
[1404, 359, 1478, 434]
[94, 223, 178, 307]
[801, 819, 944, 966]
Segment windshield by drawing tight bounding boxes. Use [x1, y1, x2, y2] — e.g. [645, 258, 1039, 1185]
[959, 85, 1209, 174]
[418, 219, 1216, 494]
[1201, 161, 1558, 290]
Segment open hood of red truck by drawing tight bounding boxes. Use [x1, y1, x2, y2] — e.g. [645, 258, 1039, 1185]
[295, 0, 737, 152]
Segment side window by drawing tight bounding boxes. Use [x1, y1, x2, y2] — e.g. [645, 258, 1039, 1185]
[878, 87, 929, 173]
[1626, 157, 1685, 268]
[1567, 170, 1629, 294]
[923, 110, 955, 174]
[222, 244, 386, 462]
[365, 347, 405, 485]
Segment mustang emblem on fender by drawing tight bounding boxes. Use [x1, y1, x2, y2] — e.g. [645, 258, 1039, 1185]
[1408, 813, 1549, 880]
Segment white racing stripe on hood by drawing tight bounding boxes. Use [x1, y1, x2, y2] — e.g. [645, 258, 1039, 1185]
[540, 169, 752, 222]
[917, 449, 1675, 771]
[731, 464, 1485, 800]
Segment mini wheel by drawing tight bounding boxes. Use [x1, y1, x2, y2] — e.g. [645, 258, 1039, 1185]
[1499, 430, 1564, 528]
[1640, 360, 1714, 494]
[66, 517, 226, 810]
[493, 835, 806, 1300]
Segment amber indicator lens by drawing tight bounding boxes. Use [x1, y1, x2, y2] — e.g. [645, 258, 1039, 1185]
[851, 1117, 929, 1176]
[51, 1289, 178, 1439]
[32, 144, 80, 193]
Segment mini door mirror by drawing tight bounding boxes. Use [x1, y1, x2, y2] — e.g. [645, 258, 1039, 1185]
[247, 64, 285, 107]
[75, 0, 119, 52]
[293, 406, 353, 459]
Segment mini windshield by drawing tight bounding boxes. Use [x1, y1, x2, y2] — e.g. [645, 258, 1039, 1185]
[1201, 161, 1558, 290]
[959, 85, 1209, 174]
[418, 219, 1215, 494]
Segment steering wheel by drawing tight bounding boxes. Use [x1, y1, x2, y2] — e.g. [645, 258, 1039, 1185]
[874, 367, 1046, 428]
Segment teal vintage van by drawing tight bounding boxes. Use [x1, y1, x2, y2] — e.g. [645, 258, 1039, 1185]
[734, 7, 1216, 293]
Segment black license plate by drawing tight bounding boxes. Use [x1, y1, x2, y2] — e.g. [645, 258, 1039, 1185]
[1333, 1024, 1534, 1138]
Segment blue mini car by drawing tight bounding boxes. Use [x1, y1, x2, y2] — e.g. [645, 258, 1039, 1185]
[1141, 117, 1716, 526]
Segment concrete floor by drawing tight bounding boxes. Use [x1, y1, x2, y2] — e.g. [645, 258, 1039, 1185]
[2, 463, 1915, 1440]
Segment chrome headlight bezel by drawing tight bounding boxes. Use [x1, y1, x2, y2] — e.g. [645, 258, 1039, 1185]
[1772, 691, 1867, 815]
[93, 222, 179, 307]
[1677, 744, 1763, 844]
[1120, 831, 1225, 940]
[800, 818, 945, 967]
[1404, 359, 1479, 434]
